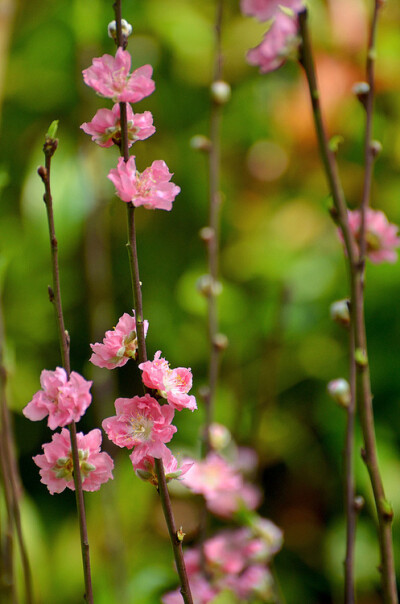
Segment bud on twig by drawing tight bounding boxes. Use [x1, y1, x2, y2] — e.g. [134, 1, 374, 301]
[352, 81, 370, 110]
[370, 140, 382, 158]
[210, 80, 231, 105]
[327, 378, 351, 408]
[190, 135, 212, 152]
[199, 226, 215, 244]
[108, 19, 133, 40]
[213, 333, 229, 351]
[330, 299, 350, 327]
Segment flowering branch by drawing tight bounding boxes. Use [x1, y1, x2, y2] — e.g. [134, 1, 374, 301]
[111, 2, 193, 602]
[38, 130, 94, 604]
[298, 8, 398, 602]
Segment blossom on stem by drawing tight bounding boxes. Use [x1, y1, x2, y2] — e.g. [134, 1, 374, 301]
[246, 12, 300, 73]
[90, 311, 148, 369]
[108, 156, 180, 210]
[339, 208, 400, 264]
[181, 452, 261, 518]
[23, 367, 92, 430]
[134, 444, 193, 485]
[82, 47, 155, 103]
[139, 351, 197, 411]
[162, 527, 280, 602]
[81, 104, 155, 148]
[33, 428, 114, 494]
[241, 0, 304, 21]
[102, 394, 177, 460]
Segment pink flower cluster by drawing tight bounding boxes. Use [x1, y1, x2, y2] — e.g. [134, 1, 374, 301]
[162, 525, 282, 603]
[82, 47, 180, 210]
[242, 0, 304, 73]
[23, 367, 92, 430]
[92, 315, 197, 478]
[90, 310, 148, 369]
[33, 428, 114, 494]
[108, 157, 180, 210]
[139, 351, 197, 411]
[340, 208, 400, 264]
[23, 367, 114, 494]
[181, 451, 261, 518]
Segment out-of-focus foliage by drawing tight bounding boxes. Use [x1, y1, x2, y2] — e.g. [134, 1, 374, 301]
[1, 0, 400, 602]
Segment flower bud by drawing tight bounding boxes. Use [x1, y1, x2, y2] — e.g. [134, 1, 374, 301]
[330, 299, 350, 327]
[370, 140, 382, 158]
[327, 378, 351, 408]
[213, 333, 229, 351]
[353, 495, 365, 512]
[208, 423, 231, 450]
[190, 134, 211, 152]
[211, 80, 231, 104]
[108, 19, 133, 40]
[196, 274, 222, 297]
[352, 81, 370, 109]
[199, 226, 215, 243]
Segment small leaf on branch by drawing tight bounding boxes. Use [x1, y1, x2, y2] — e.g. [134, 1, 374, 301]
[46, 120, 59, 140]
[329, 135, 344, 153]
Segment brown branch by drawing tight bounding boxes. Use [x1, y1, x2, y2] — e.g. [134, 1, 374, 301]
[40, 133, 94, 604]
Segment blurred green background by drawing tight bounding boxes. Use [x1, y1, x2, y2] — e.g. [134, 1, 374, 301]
[1, 0, 400, 602]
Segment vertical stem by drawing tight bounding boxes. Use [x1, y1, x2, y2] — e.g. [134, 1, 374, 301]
[0, 295, 33, 603]
[298, 9, 397, 602]
[40, 141, 94, 604]
[344, 326, 357, 604]
[112, 2, 193, 602]
[203, 0, 224, 454]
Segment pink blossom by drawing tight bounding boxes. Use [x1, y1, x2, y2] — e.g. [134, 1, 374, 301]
[341, 208, 400, 264]
[81, 104, 155, 148]
[182, 453, 241, 497]
[33, 428, 114, 494]
[219, 565, 274, 600]
[108, 156, 180, 210]
[182, 453, 261, 518]
[82, 47, 155, 103]
[23, 367, 92, 430]
[102, 394, 177, 460]
[162, 575, 217, 604]
[247, 12, 300, 73]
[134, 444, 193, 485]
[139, 351, 197, 411]
[241, 0, 304, 21]
[90, 311, 148, 369]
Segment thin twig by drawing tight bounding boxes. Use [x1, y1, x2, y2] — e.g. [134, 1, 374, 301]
[344, 325, 357, 604]
[40, 137, 94, 604]
[203, 0, 224, 454]
[298, 9, 397, 602]
[0, 293, 33, 604]
[112, 2, 193, 602]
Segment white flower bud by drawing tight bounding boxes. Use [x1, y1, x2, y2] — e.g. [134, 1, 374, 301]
[210, 80, 231, 105]
[108, 19, 133, 40]
[330, 299, 350, 327]
[327, 378, 351, 408]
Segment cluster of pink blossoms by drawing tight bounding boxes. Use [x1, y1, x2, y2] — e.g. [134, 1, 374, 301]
[339, 208, 400, 264]
[162, 524, 283, 603]
[241, 0, 304, 73]
[82, 46, 180, 210]
[23, 368, 113, 494]
[91, 312, 196, 479]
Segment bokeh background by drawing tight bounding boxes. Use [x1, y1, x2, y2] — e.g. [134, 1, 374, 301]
[1, 0, 400, 602]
